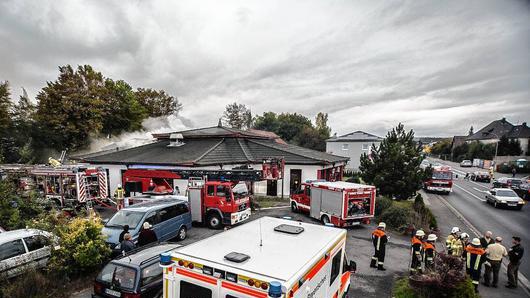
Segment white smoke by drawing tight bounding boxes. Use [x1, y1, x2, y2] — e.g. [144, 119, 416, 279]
[86, 114, 193, 153]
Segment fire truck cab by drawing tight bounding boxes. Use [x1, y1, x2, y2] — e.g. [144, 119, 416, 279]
[424, 165, 453, 194]
[290, 181, 376, 227]
[122, 169, 254, 229]
[160, 216, 356, 298]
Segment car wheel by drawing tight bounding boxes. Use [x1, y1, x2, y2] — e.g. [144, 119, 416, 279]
[291, 202, 298, 213]
[177, 226, 187, 241]
[516, 206, 523, 211]
[207, 213, 223, 230]
[321, 214, 331, 225]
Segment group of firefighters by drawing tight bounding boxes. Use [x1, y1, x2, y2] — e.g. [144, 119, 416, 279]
[371, 223, 525, 293]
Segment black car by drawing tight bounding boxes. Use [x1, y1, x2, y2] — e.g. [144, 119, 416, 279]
[470, 171, 491, 183]
[93, 243, 180, 298]
[493, 177, 523, 189]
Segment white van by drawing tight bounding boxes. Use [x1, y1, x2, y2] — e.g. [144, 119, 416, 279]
[161, 216, 356, 298]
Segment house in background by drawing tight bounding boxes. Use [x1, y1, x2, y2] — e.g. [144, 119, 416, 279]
[76, 125, 348, 198]
[326, 131, 382, 171]
[467, 118, 530, 155]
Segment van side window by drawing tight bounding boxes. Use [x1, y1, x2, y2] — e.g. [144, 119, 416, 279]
[176, 204, 189, 216]
[159, 205, 178, 222]
[24, 235, 48, 252]
[141, 262, 163, 286]
[0, 239, 26, 261]
[207, 185, 215, 196]
[144, 212, 160, 226]
[330, 249, 342, 286]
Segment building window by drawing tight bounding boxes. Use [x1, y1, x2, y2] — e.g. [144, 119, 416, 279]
[342, 144, 349, 150]
[362, 143, 369, 150]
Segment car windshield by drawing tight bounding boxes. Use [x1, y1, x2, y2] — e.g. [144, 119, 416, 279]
[97, 263, 137, 291]
[232, 183, 249, 198]
[106, 210, 144, 229]
[496, 190, 518, 197]
[433, 171, 452, 180]
[510, 179, 522, 186]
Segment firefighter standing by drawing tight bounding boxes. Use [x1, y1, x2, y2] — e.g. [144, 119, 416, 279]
[466, 238, 486, 292]
[453, 233, 469, 258]
[446, 227, 460, 255]
[424, 234, 438, 271]
[371, 222, 388, 271]
[115, 184, 125, 210]
[410, 230, 425, 274]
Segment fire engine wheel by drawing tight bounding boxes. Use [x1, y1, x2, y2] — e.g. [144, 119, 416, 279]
[321, 215, 330, 225]
[291, 202, 298, 213]
[176, 226, 187, 241]
[207, 213, 223, 230]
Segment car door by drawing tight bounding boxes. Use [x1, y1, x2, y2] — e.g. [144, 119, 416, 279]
[0, 238, 29, 278]
[158, 205, 179, 240]
[143, 211, 161, 241]
[23, 235, 51, 269]
[176, 203, 192, 229]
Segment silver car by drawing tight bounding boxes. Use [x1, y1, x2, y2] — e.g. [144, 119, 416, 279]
[0, 229, 55, 278]
[485, 188, 525, 210]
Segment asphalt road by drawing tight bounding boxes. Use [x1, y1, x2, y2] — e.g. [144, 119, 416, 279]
[430, 158, 530, 279]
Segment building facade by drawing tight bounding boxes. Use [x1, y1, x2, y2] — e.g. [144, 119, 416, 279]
[326, 131, 382, 171]
[77, 126, 348, 198]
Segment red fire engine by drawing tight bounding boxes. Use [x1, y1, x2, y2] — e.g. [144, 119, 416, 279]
[122, 168, 269, 229]
[424, 165, 453, 194]
[290, 181, 376, 227]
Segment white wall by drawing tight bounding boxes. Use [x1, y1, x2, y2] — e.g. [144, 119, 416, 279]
[99, 164, 128, 195]
[326, 141, 380, 170]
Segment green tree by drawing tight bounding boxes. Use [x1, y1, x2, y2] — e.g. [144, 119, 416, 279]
[359, 123, 423, 200]
[430, 139, 452, 155]
[101, 79, 147, 137]
[222, 102, 252, 129]
[276, 113, 312, 142]
[135, 88, 182, 117]
[508, 138, 522, 156]
[315, 112, 331, 137]
[34, 65, 106, 151]
[497, 135, 510, 156]
[0, 81, 14, 163]
[11, 88, 37, 163]
[0, 180, 44, 229]
[253, 112, 279, 132]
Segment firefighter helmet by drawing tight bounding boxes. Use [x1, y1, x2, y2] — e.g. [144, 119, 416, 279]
[427, 234, 437, 241]
[460, 232, 469, 239]
[451, 227, 460, 234]
[471, 238, 481, 246]
[378, 222, 386, 229]
[416, 230, 426, 237]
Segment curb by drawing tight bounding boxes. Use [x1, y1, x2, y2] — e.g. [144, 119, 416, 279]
[437, 194, 530, 295]
[258, 205, 290, 210]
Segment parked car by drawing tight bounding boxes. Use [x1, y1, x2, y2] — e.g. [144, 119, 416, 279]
[93, 243, 180, 298]
[485, 188, 525, 210]
[515, 182, 530, 200]
[470, 171, 491, 183]
[420, 160, 431, 170]
[460, 160, 473, 167]
[102, 198, 192, 252]
[493, 177, 523, 190]
[0, 229, 55, 278]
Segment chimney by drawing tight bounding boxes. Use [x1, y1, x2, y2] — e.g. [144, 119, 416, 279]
[218, 118, 223, 127]
[501, 117, 506, 122]
[167, 133, 185, 147]
[523, 122, 527, 127]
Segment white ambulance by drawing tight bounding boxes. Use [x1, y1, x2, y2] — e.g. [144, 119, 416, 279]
[160, 216, 356, 298]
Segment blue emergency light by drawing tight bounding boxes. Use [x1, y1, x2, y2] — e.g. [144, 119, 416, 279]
[268, 281, 282, 297]
[160, 252, 172, 266]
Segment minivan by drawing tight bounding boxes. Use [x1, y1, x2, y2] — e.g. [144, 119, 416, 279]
[102, 198, 192, 250]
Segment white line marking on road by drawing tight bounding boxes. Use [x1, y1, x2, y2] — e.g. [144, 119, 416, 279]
[453, 183, 486, 202]
[472, 187, 488, 193]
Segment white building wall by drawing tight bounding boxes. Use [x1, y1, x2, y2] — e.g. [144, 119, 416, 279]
[519, 138, 529, 155]
[326, 141, 380, 171]
[99, 164, 128, 195]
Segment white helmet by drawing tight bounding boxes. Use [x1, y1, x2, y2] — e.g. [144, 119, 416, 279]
[378, 222, 386, 229]
[416, 230, 426, 237]
[427, 234, 438, 241]
[460, 232, 469, 239]
[471, 238, 481, 246]
[117, 184, 122, 188]
[451, 227, 460, 234]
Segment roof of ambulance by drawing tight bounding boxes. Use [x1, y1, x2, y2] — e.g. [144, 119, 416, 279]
[174, 216, 345, 282]
[310, 181, 375, 190]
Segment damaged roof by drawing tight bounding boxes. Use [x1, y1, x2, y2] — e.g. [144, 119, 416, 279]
[79, 126, 348, 166]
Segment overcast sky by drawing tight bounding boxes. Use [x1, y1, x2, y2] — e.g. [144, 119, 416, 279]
[1, 0, 529, 137]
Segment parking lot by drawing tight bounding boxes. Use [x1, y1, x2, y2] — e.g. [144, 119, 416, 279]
[73, 205, 411, 298]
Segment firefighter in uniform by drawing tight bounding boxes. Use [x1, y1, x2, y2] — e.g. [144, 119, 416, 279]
[114, 184, 125, 210]
[466, 238, 486, 292]
[446, 227, 460, 255]
[410, 230, 425, 274]
[424, 234, 438, 271]
[452, 232, 469, 258]
[371, 222, 388, 271]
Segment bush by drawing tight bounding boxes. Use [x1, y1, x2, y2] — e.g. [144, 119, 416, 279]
[380, 205, 410, 229]
[0, 270, 57, 298]
[375, 196, 393, 217]
[47, 217, 111, 277]
[0, 180, 44, 230]
[393, 277, 417, 298]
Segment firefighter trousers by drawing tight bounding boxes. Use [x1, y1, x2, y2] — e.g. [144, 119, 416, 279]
[371, 248, 385, 268]
[469, 268, 482, 289]
[410, 255, 422, 273]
